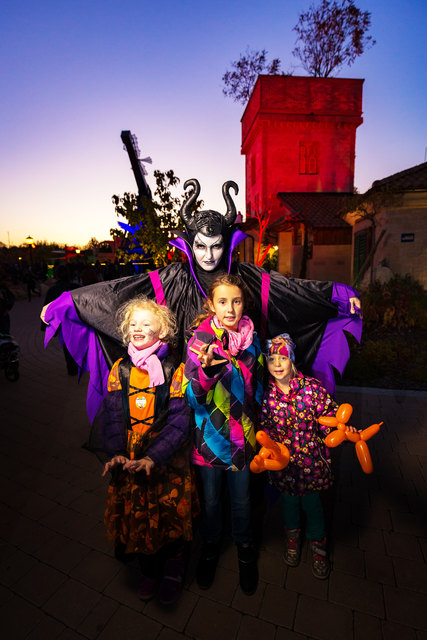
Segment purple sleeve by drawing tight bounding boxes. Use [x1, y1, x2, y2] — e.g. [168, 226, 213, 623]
[90, 389, 127, 460]
[145, 397, 191, 467]
[331, 283, 360, 315]
[310, 283, 362, 396]
[44, 291, 110, 423]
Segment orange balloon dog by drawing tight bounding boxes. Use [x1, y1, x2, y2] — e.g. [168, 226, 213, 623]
[319, 403, 383, 474]
[250, 431, 290, 474]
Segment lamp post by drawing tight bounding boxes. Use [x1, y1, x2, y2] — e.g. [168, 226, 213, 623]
[26, 235, 34, 266]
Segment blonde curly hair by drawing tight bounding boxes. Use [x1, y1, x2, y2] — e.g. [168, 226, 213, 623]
[116, 296, 177, 346]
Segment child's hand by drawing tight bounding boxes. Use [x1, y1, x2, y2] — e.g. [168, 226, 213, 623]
[346, 426, 360, 434]
[123, 456, 155, 475]
[102, 455, 128, 477]
[198, 343, 228, 368]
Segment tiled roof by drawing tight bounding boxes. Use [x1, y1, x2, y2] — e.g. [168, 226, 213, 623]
[271, 192, 353, 229]
[371, 162, 427, 191]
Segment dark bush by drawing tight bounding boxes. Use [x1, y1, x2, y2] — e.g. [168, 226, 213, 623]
[340, 275, 427, 389]
[361, 274, 427, 331]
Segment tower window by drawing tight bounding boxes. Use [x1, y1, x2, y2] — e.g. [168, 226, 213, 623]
[299, 142, 319, 175]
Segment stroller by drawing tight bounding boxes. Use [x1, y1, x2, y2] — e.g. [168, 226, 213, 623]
[0, 333, 20, 381]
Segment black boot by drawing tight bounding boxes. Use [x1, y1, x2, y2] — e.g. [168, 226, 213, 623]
[114, 542, 135, 564]
[237, 543, 258, 596]
[196, 542, 221, 589]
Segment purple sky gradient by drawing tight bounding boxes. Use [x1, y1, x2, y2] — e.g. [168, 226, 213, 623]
[1, 0, 426, 247]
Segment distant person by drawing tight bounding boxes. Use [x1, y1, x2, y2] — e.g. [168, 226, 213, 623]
[0, 281, 15, 334]
[104, 261, 118, 281]
[80, 265, 99, 287]
[24, 268, 40, 302]
[96, 296, 198, 605]
[41, 265, 80, 375]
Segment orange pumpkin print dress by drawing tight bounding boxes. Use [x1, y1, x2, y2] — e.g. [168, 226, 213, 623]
[103, 355, 199, 554]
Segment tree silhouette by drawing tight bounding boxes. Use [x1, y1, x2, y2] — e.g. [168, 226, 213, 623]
[222, 48, 281, 105]
[222, 1, 375, 104]
[293, 0, 375, 77]
[111, 170, 202, 268]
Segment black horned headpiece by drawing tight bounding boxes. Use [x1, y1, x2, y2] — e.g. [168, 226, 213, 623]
[179, 178, 239, 241]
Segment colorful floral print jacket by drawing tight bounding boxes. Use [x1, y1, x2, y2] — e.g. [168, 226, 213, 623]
[259, 373, 338, 496]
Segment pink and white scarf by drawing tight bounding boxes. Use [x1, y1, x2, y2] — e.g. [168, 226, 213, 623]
[213, 315, 254, 356]
[128, 340, 165, 387]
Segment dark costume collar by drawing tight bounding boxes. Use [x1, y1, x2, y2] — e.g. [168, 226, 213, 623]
[168, 178, 246, 295]
[169, 228, 247, 297]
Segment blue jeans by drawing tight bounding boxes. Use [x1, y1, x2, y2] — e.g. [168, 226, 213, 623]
[280, 492, 325, 541]
[198, 466, 252, 545]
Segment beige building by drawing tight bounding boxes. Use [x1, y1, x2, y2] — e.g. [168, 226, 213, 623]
[350, 162, 427, 289]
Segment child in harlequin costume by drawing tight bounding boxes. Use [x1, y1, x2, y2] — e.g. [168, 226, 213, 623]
[183, 274, 264, 596]
[95, 296, 199, 605]
[259, 333, 340, 579]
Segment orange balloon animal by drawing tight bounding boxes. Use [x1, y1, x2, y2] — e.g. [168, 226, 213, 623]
[319, 403, 383, 474]
[250, 431, 290, 474]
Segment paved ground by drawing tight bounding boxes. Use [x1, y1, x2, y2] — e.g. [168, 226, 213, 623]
[1, 294, 426, 640]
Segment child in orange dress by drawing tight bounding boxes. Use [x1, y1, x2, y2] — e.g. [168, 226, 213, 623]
[97, 296, 198, 605]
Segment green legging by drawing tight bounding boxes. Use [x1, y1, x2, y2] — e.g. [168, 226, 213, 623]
[280, 492, 325, 541]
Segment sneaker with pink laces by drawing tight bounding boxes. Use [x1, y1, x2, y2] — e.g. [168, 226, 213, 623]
[310, 538, 330, 579]
[284, 528, 301, 567]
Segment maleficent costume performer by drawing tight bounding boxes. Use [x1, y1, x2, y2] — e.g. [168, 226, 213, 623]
[43, 179, 362, 422]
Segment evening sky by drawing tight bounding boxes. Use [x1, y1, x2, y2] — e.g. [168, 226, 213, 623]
[1, 0, 426, 247]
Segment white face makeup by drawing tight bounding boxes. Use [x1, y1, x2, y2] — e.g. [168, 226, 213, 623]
[128, 308, 164, 350]
[192, 233, 224, 271]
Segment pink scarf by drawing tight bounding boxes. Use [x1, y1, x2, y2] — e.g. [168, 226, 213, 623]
[128, 340, 165, 387]
[213, 315, 254, 356]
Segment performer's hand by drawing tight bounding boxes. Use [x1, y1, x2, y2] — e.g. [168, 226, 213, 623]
[349, 297, 362, 315]
[123, 456, 155, 475]
[102, 455, 128, 477]
[198, 343, 227, 368]
[40, 303, 51, 324]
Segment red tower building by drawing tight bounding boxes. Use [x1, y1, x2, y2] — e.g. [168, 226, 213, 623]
[241, 75, 364, 282]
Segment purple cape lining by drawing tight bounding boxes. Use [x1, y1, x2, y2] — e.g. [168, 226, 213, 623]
[44, 291, 114, 424]
[311, 283, 362, 395]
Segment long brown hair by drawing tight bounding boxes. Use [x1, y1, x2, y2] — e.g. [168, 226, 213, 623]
[191, 273, 253, 328]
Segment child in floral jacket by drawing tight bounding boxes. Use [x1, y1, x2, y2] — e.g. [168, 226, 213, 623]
[259, 333, 338, 579]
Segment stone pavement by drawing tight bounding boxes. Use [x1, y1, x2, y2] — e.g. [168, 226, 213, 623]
[1, 295, 426, 640]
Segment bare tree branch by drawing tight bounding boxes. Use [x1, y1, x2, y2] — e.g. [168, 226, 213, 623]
[222, 47, 282, 105]
[292, 0, 375, 77]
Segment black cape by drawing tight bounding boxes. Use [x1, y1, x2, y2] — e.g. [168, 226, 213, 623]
[70, 260, 337, 374]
